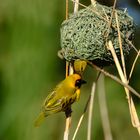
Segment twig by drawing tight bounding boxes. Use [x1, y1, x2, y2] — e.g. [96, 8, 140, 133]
[72, 95, 91, 140]
[64, 64, 74, 140]
[64, 1, 79, 139]
[66, 0, 69, 19]
[127, 40, 139, 53]
[108, 0, 117, 28]
[128, 50, 140, 81]
[91, 0, 96, 5]
[87, 73, 100, 140]
[87, 82, 97, 140]
[74, 0, 79, 13]
[115, 11, 127, 78]
[65, 61, 69, 77]
[70, 0, 108, 22]
[109, 0, 117, 24]
[73, 81, 97, 140]
[64, 0, 71, 137]
[72, 114, 85, 140]
[103, 0, 116, 39]
[107, 41, 140, 135]
[88, 62, 140, 99]
[98, 74, 112, 140]
[107, 41, 125, 82]
[64, 115, 72, 140]
[72, 73, 100, 140]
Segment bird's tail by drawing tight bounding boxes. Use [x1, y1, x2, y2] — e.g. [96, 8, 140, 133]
[34, 112, 45, 127]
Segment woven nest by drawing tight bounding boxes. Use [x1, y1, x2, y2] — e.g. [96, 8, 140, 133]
[60, 2, 135, 67]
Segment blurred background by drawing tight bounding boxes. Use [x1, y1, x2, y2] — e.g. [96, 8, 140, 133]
[0, 0, 140, 140]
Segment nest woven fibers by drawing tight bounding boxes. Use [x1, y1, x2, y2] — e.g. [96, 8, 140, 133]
[60, 2, 135, 67]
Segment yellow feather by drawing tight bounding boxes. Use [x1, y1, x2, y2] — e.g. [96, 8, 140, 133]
[34, 74, 86, 127]
[74, 60, 87, 75]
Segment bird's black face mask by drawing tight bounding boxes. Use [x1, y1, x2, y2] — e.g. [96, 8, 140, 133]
[75, 79, 87, 88]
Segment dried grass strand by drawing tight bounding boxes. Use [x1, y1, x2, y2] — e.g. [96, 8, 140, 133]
[64, 64, 74, 140]
[74, 0, 79, 13]
[87, 72, 100, 140]
[106, 0, 117, 35]
[87, 82, 96, 140]
[91, 0, 96, 5]
[64, 1, 79, 139]
[88, 62, 140, 99]
[115, 11, 127, 78]
[72, 95, 91, 140]
[127, 40, 139, 53]
[98, 74, 113, 140]
[107, 41, 140, 135]
[70, 0, 109, 22]
[66, 0, 69, 19]
[128, 50, 140, 81]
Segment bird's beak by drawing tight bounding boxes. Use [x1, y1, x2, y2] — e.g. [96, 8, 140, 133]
[81, 80, 87, 84]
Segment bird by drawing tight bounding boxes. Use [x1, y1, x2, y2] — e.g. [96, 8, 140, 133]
[34, 74, 86, 127]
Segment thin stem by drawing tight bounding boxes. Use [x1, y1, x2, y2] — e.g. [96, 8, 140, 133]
[66, 0, 69, 19]
[72, 115, 84, 140]
[74, 0, 79, 13]
[107, 41, 140, 135]
[104, 0, 116, 39]
[88, 62, 140, 99]
[64, 64, 74, 140]
[72, 73, 100, 140]
[91, 0, 96, 5]
[127, 40, 139, 53]
[87, 82, 96, 140]
[128, 50, 140, 81]
[72, 96, 90, 140]
[98, 74, 112, 140]
[115, 11, 127, 78]
[64, 1, 79, 139]
[87, 73, 100, 140]
[70, 0, 108, 22]
[64, 117, 72, 140]
[107, 41, 126, 83]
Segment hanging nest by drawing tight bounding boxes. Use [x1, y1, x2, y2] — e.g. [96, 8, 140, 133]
[60, 2, 135, 67]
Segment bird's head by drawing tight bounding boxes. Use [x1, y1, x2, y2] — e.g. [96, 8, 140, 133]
[66, 74, 86, 89]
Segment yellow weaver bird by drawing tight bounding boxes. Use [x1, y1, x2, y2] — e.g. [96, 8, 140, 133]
[34, 74, 86, 127]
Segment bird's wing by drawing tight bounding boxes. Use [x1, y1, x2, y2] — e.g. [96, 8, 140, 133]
[42, 98, 65, 116]
[43, 81, 64, 107]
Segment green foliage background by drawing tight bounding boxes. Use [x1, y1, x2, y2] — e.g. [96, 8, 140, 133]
[0, 0, 140, 140]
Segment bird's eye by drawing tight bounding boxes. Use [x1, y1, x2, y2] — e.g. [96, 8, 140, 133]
[75, 79, 82, 88]
[75, 79, 86, 88]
